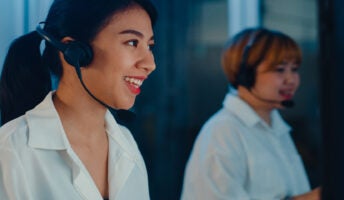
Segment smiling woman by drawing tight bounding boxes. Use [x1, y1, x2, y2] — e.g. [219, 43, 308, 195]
[85, 9, 156, 110]
[181, 28, 321, 200]
[0, 0, 157, 200]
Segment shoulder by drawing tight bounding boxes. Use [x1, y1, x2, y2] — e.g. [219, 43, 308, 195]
[0, 116, 29, 150]
[184, 108, 249, 186]
[198, 108, 245, 145]
[191, 108, 247, 161]
[0, 116, 30, 172]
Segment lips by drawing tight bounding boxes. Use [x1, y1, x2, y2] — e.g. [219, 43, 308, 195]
[124, 76, 145, 95]
[279, 89, 294, 100]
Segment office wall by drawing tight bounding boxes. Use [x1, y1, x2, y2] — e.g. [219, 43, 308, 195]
[0, 0, 53, 71]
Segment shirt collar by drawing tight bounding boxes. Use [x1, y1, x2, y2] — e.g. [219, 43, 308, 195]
[26, 91, 136, 159]
[105, 110, 136, 158]
[223, 91, 291, 135]
[270, 109, 292, 135]
[26, 92, 68, 150]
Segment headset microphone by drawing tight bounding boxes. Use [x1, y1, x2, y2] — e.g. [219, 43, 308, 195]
[280, 100, 294, 108]
[257, 96, 295, 108]
[73, 65, 136, 124]
[249, 90, 295, 108]
[36, 23, 136, 124]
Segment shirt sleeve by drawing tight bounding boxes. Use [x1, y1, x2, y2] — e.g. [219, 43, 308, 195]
[181, 117, 251, 200]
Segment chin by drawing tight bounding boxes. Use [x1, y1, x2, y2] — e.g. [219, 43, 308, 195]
[271, 103, 283, 110]
[276, 105, 285, 110]
[111, 95, 136, 110]
[116, 101, 135, 110]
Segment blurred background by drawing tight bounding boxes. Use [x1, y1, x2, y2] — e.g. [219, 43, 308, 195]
[1, 0, 343, 199]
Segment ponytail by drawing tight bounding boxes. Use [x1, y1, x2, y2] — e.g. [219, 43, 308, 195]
[0, 31, 51, 125]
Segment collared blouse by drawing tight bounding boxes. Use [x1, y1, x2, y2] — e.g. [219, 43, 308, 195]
[0, 92, 150, 200]
[181, 92, 310, 200]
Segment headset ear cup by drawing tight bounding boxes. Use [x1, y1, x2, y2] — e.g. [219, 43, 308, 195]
[63, 41, 93, 67]
[236, 64, 246, 88]
[245, 67, 255, 88]
[236, 63, 255, 89]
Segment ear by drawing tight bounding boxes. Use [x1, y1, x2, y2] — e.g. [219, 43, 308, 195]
[58, 36, 75, 65]
[61, 36, 75, 44]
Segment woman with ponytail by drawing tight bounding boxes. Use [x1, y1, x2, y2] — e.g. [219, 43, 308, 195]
[0, 0, 157, 199]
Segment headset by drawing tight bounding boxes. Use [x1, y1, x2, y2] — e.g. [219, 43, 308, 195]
[35, 23, 136, 123]
[235, 28, 271, 89]
[36, 23, 93, 68]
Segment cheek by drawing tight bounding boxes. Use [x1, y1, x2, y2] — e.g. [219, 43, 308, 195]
[255, 76, 283, 95]
[93, 53, 121, 75]
[89, 47, 136, 87]
[256, 75, 280, 86]
[295, 75, 301, 86]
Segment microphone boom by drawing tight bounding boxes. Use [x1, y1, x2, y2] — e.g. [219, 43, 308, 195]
[281, 100, 294, 108]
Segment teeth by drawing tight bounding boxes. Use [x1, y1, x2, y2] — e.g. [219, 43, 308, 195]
[124, 77, 143, 87]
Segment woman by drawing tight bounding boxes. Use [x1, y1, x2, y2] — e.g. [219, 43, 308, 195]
[0, 0, 157, 199]
[181, 28, 320, 200]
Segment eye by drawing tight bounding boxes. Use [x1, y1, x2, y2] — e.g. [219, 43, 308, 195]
[148, 43, 155, 51]
[292, 66, 299, 72]
[127, 40, 138, 47]
[275, 67, 285, 73]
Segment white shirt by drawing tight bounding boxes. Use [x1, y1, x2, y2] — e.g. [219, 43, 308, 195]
[181, 92, 310, 200]
[0, 92, 150, 200]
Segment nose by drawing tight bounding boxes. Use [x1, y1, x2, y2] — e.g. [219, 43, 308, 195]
[137, 50, 156, 74]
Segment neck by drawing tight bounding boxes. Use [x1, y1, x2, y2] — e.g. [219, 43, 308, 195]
[237, 86, 273, 125]
[53, 78, 108, 139]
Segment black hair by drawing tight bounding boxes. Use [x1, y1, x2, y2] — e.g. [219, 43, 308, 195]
[0, 0, 158, 125]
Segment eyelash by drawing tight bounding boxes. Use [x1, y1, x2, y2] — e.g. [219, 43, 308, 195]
[292, 67, 299, 72]
[127, 40, 155, 51]
[275, 66, 299, 73]
[128, 40, 138, 47]
[276, 68, 285, 73]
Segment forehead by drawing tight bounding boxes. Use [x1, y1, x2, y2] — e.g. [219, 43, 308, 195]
[257, 59, 299, 71]
[104, 5, 153, 34]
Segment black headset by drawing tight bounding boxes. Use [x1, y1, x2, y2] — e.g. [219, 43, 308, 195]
[235, 28, 271, 89]
[36, 23, 93, 68]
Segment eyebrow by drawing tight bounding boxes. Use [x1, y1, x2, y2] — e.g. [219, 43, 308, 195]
[119, 29, 154, 41]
